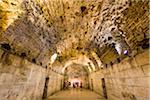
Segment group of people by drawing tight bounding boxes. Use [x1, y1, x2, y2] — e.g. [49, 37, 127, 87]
[63, 81, 83, 89]
[72, 82, 82, 88]
[63, 81, 71, 89]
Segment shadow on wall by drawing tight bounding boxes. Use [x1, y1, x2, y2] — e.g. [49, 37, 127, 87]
[0, 49, 46, 100]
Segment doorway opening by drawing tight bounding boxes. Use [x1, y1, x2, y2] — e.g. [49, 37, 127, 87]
[91, 79, 93, 91]
[102, 78, 107, 99]
[42, 77, 49, 99]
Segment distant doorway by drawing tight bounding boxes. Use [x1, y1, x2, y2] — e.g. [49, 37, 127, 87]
[60, 80, 63, 90]
[42, 77, 49, 99]
[91, 79, 93, 91]
[101, 78, 107, 99]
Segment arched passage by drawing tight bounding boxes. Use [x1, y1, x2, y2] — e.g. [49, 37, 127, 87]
[63, 64, 90, 89]
[61, 55, 97, 74]
[0, 0, 149, 100]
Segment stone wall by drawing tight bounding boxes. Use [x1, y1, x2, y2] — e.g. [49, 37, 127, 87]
[89, 49, 150, 100]
[47, 71, 64, 96]
[0, 49, 46, 100]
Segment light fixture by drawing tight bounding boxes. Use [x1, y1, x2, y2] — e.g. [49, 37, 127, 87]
[50, 53, 58, 64]
[124, 50, 128, 55]
[115, 43, 122, 55]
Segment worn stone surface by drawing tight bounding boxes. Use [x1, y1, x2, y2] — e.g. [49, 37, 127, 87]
[47, 70, 64, 96]
[0, 49, 46, 100]
[0, 0, 148, 67]
[89, 49, 150, 100]
[0, 48, 65, 100]
[0, 0, 149, 100]
[34, 60, 63, 97]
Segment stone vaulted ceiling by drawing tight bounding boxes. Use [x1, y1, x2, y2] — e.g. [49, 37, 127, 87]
[0, 0, 149, 72]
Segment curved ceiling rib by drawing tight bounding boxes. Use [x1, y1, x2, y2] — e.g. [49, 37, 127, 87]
[61, 55, 97, 74]
[91, 51, 103, 68]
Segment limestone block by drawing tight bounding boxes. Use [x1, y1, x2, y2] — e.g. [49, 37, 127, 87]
[0, 49, 46, 100]
[135, 50, 149, 66]
[141, 64, 150, 76]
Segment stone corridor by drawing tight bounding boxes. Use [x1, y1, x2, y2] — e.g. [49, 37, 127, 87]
[0, 0, 149, 100]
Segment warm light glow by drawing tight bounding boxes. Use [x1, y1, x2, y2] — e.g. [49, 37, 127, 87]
[101, 64, 104, 68]
[70, 79, 80, 83]
[69, 78, 81, 87]
[50, 53, 58, 64]
[88, 66, 92, 72]
[115, 43, 122, 55]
